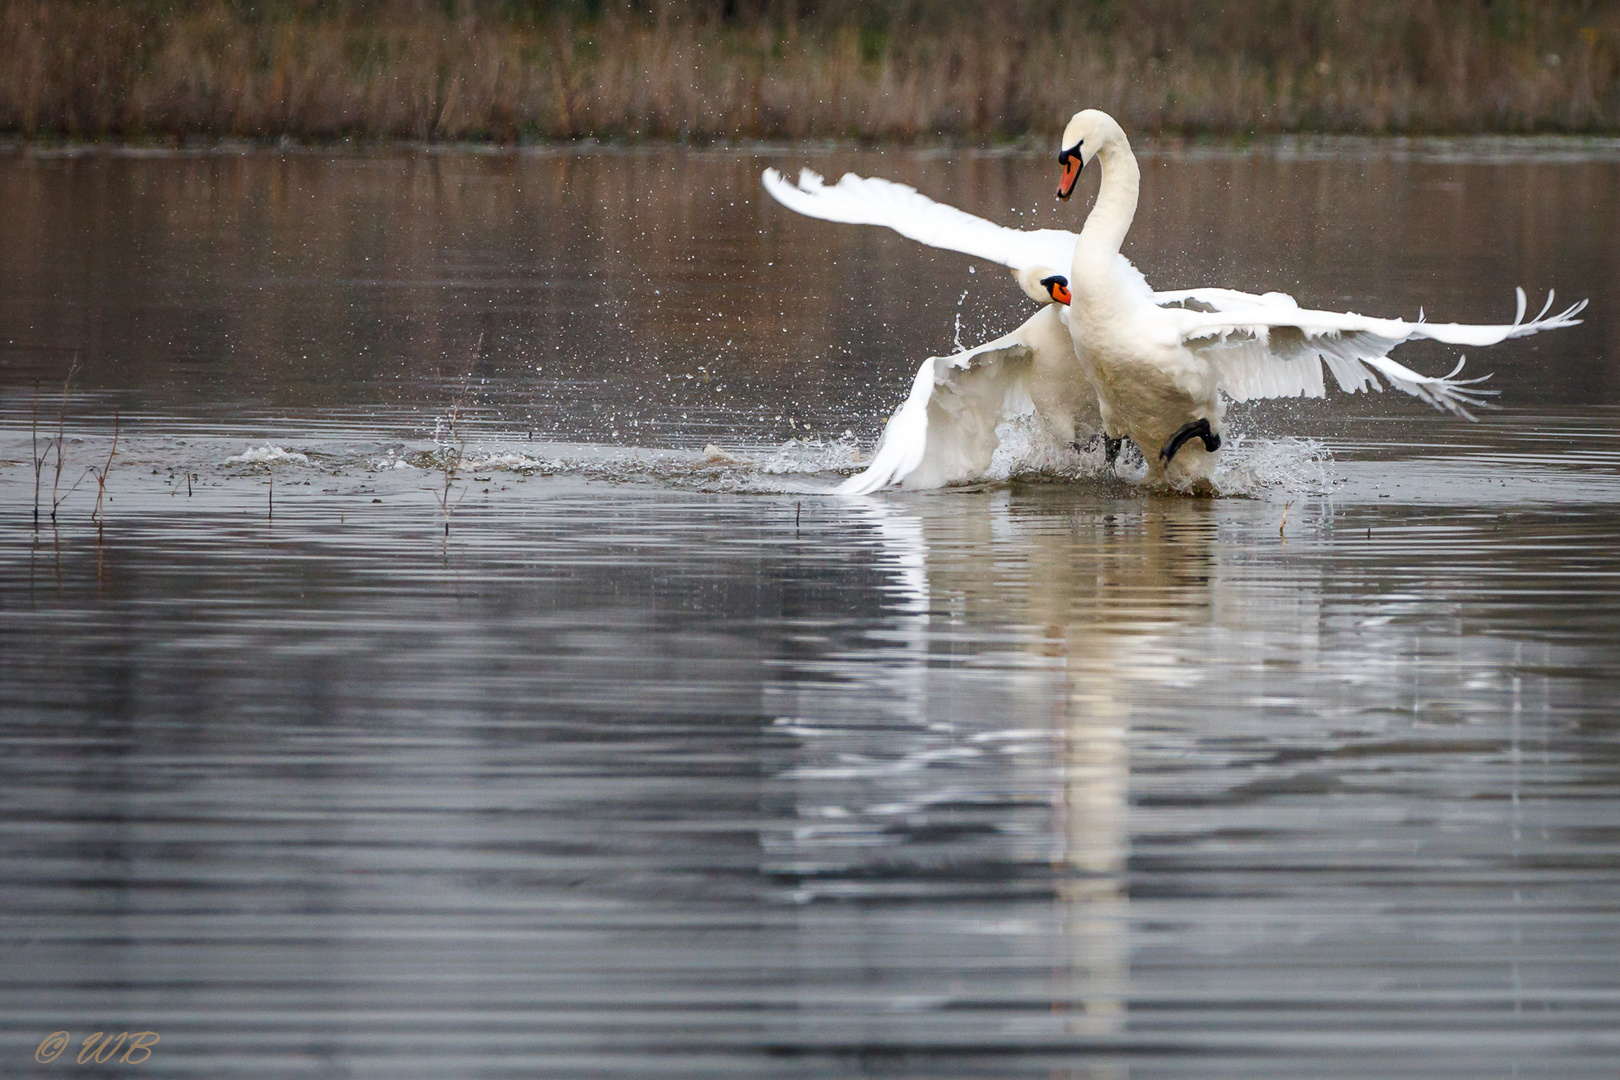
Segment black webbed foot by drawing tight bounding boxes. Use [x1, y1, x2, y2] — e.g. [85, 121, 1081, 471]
[1159, 419, 1221, 463]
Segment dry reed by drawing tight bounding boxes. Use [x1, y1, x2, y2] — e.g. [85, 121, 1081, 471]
[0, 1, 1616, 140]
[89, 409, 119, 529]
[44, 360, 80, 525]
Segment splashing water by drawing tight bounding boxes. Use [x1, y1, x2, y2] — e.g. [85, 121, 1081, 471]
[1207, 434, 1334, 497]
[224, 445, 310, 466]
[977, 418, 1332, 496]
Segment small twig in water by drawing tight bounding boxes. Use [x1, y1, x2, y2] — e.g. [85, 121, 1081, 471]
[30, 381, 42, 526]
[1279, 499, 1293, 539]
[89, 409, 120, 528]
[48, 361, 80, 524]
[166, 467, 194, 497]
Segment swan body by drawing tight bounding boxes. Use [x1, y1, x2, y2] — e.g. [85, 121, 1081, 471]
[763, 135, 1586, 491]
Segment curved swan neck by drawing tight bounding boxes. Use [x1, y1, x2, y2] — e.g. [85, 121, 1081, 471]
[1076, 136, 1139, 262]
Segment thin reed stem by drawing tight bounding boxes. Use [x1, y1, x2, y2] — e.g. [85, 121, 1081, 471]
[31, 380, 42, 528]
[90, 408, 119, 528]
[49, 361, 79, 524]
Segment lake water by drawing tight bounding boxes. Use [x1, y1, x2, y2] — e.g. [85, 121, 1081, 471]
[2, 141, 1619, 1078]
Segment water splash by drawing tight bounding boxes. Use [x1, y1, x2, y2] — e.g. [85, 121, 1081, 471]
[1208, 434, 1334, 497]
[224, 445, 309, 466]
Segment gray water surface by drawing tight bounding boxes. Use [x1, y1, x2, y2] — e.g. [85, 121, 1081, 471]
[2, 144, 1619, 1078]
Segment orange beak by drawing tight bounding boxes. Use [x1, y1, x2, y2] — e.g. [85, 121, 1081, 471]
[1051, 280, 1072, 305]
[1056, 152, 1082, 200]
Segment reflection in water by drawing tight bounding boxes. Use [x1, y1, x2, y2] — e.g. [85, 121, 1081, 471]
[764, 492, 1335, 1052]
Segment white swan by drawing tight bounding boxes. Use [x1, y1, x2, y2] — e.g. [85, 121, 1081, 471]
[763, 153, 1586, 490]
[836, 270, 1099, 495]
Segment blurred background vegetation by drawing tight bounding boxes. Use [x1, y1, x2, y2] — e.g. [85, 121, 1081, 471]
[2, 0, 1617, 140]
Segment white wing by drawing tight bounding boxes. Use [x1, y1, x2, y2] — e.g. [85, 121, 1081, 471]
[763, 168, 1214, 308]
[1169, 288, 1587, 417]
[763, 167, 1077, 272]
[837, 332, 1038, 495]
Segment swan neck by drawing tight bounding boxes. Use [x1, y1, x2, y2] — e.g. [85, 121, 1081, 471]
[1077, 139, 1139, 260]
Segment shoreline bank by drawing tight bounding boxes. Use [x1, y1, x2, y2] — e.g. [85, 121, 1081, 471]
[7, 134, 1620, 161]
[3, 1, 1618, 141]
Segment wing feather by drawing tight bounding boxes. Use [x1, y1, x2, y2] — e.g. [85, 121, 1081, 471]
[1176, 289, 1583, 417]
[764, 167, 1238, 311]
[1174, 288, 1585, 347]
[837, 334, 1035, 495]
[764, 168, 1076, 272]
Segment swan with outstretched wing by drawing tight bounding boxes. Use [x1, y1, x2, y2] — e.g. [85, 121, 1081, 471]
[764, 165, 1586, 489]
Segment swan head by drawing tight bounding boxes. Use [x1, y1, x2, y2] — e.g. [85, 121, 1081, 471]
[1015, 265, 1071, 305]
[1056, 109, 1124, 199]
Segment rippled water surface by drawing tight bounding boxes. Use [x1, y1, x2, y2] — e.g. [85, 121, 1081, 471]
[2, 143, 1619, 1078]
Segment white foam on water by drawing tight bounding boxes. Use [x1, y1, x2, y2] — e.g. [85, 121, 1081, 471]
[224, 445, 309, 466]
[369, 448, 418, 471]
[750, 435, 867, 476]
[463, 451, 546, 473]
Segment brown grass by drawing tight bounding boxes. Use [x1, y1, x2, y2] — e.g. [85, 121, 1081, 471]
[1, 1, 1617, 140]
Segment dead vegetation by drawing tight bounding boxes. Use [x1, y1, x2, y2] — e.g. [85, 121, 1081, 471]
[30, 360, 81, 526]
[28, 359, 121, 538]
[0, 1, 1616, 141]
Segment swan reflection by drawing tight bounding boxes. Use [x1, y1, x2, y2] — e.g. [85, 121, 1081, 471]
[764, 487, 1324, 1042]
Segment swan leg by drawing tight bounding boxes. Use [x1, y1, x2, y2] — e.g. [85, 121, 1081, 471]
[1159, 419, 1221, 464]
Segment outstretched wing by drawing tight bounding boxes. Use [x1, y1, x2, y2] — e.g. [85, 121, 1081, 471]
[1170, 288, 1587, 418]
[762, 167, 1210, 307]
[837, 332, 1037, 495]
[764, 168, 1076, 273]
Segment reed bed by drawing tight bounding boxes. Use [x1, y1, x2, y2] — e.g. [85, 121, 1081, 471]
[2, 1, 1617, 140]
